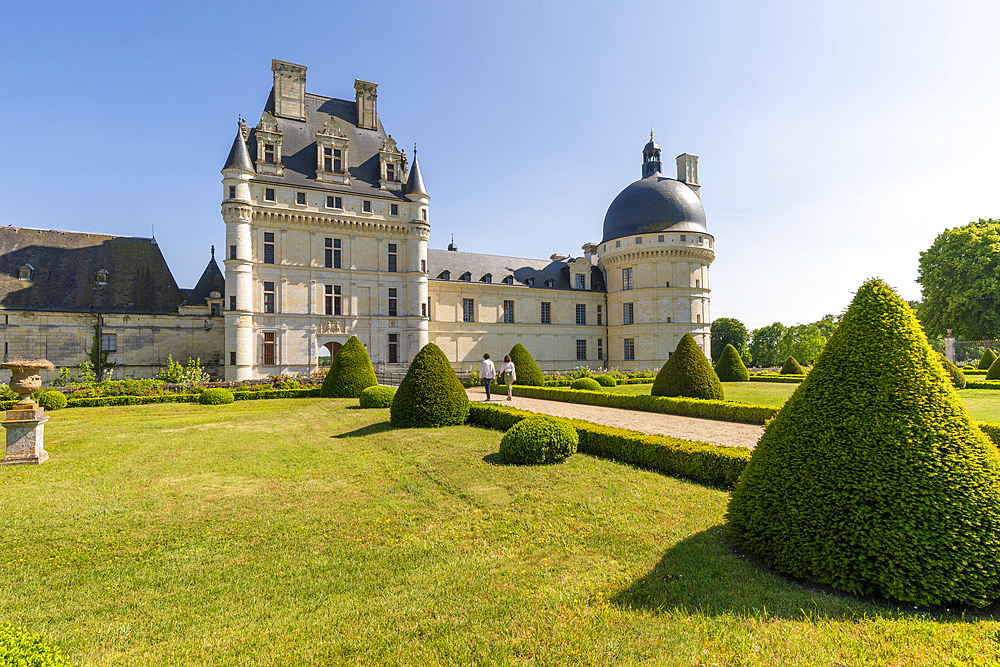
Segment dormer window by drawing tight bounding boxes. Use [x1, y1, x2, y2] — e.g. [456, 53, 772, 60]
[255, 111, 284, 176]
[481, 273, 492, 284]
[460, 271, 471, 282]
[263, 144, 275, 164]
[386, 163, 395, 181]
[315, 118, 350, 185]
[378, 135, 404, 192]
[545, 279, 554, 288]
[526, 277, 535, 287]
[17, 264, 32, 281]
[96, 269, 109, 286]
[439, 270, 450, 281]
[502, 275, 513, 285]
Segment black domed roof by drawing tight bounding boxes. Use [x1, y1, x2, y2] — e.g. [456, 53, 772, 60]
[602, 175, 707, 243]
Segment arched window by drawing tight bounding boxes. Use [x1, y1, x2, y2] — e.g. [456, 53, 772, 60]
[17, 264, 33, 281]
[439, 270, 450, 281]
[481, 273, 492, 284]
[460, 271, 471, 282]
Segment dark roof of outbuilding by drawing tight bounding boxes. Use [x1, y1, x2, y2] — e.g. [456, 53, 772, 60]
[246, 90, 411, 201]
[426, 249, 605, 292]
[223, 127, 254, 172]
[602, 175, 707, 243]
[185, 251, 225, 306]
[0, 227, 184, 314]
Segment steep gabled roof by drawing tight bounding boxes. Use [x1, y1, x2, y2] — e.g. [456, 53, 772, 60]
[185, 250, 225, 306]
[0, 227, 184, 314]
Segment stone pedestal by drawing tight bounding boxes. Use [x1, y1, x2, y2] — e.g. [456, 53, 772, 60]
[0, 406, 49, 466]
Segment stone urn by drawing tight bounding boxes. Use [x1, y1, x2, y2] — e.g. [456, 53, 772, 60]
[2, 359, 55, 408]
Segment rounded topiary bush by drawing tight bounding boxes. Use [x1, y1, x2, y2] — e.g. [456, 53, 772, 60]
[780, 356, 806, 375]
[714, 344, 750, 382]
[651, 334, 723, 400]
[727, 278, 1000, 607]
[593, 373, 617, 387]
[321, 336, 378, 398]
[498, 416, 578, 464]
[36, 390, 67, 411]
[199, 388, 234, 405]
[570, 377, 602, 391]
[359, 385, 396, 408]
[938, 353, 967, 389]
[390, 343, 469, 427]
[0, 623, 71, 666]
[508, 343, 545, 386]
[980, 348, 998, 370]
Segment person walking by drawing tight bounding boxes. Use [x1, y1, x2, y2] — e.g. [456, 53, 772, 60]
[500, 354, 516, 400]
[479, 353, 496, 401]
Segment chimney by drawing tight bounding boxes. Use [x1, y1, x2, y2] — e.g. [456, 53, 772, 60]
[676, 153, 700, 197]
[271, 60, 307, 121]
[581, 242, 599, 264]
[354, 79, 378, 130]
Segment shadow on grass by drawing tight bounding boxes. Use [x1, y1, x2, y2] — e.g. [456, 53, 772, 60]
[332, 421, 394, 438]
[612, 525, 1000, 621]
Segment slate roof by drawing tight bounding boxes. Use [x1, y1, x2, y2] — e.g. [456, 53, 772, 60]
[0, 227, 184, 314]
[185, 251, 225, 306]
[406, 155, 427, 197]
[245, 89, 412, 201]
[427, 249, 605, 292]
[602, 175, 708, 243]
[223, 128, 254, 172]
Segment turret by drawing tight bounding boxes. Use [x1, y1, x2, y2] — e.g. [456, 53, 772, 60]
[405, 145, 430, 356]
[641, 130, 662, 178]
[221, 119, 256, 381]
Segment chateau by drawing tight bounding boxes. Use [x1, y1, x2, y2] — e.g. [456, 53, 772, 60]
[0, 59, 713, 381]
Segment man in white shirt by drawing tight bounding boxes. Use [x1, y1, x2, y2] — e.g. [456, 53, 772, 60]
[479, 353, 496, 401]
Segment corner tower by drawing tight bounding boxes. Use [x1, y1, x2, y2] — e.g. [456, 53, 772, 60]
[596, 133, 714, 368]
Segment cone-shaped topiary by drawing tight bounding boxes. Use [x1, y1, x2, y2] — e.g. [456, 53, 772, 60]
[651, 334, 724, 400]
[321, 336, 378, 398]
[938, 353, 967, 389]
[727, 278, 1000, 607]
[779, 356, 805, 375]
[987, 357, 1000, 380]
[980, 347, 998, 370]
[390, 343, 469, 427]
[508, 343, 545, 386]
[714, 344, 750, 382]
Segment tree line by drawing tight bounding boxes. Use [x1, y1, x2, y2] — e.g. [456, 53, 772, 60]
[711, 315, 839, 369]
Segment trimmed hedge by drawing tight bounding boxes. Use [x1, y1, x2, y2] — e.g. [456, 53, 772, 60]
[36, 391, 67, 411]
[966, 379, 1000, 389]
[714, 344, 750, 382]
[391, 343, 469, 427]
[545, 377, 650, 387]
[980, 348, 999, 370]
[938, 353, 967, 389]
[359, 385, 396, 408]
[593, 374, 617, 387]
[499, 415, 578, 464]
[321, 336, 378, 398]
[0, 623, 70, 666]
[746, 374, 804, 384]
[727, 278, 1000, 607]
[652, 333, 723, 400]
[570, 377, 602, 391]
[980, 422, 1000, 446]
[509, 343, 545, 386]
[467, 403, 752, 487]
[509, 385, 776, 425]
[199, 388, 235, 405]
[779, 356, 806, 375]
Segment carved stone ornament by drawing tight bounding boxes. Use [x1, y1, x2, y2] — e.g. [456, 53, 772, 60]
[257, 111, 279, 134]
[318, 117, 346, 139]
[321, 319, 345, 334]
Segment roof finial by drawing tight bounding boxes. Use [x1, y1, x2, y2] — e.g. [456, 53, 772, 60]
[413, 143, 418, 159]
[211, 244, 215, 259]
[650, 127, 654, 141]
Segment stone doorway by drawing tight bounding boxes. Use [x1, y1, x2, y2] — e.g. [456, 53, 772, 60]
[324, 341, 343, 357]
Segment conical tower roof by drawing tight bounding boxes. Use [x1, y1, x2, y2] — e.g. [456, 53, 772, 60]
[222, 124, 254, 173]
[185, 247, 225, 306]
[406, 147, 427, 197]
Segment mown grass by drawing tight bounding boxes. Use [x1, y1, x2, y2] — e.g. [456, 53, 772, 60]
[3, 399, 999, 665]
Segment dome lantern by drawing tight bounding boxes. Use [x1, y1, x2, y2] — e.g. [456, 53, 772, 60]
[641, 129, 662, 178]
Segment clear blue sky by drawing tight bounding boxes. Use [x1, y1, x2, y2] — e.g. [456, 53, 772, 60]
[4, 1, 999, 330]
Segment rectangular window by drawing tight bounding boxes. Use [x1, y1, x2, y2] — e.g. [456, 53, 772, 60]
[264, 144, 275, 164]
[391, 203, 398, 216]
[263, 281, 275, 313]
[263, 232, 275, 264]
[323, 147, 333, 172]
[389, 288, 398, 317]
[363, 200, 372, 213]
[421, 302, 427, 318]
[263, 331, 276, 365]
[229, 295, 236, 311]
[624, 338, 635, 361]
[333, 149, 342, 172]
[230, 351, 236, 366]
[101, 333, 116, 352]
[503, 300, 515, 324]
[658, 235, 665, 242]
[210, 303, 221, 317]
[575, 304, 586, 325]
[334, 196, 343, 209]
[636, 236, 642, 244]
[622, 267, 633, 290]
[387, 243, 397, 272]
[463, 298, 475, 323]
[334, 285, 342, 316]
[388, 333, 399, 364]
[421, 259, 426, 273]
[422, 209, 427, 220]
[228, 185, 236, 199]
[326, 195, 335, 208]
[387, 163, 395, 181]
[667, 316, 672, 323]
[576, 339, 587, 361]
[229, 245, 237, 260]
[680, 234, 686, 242]
[334, 238, 342, 268]
[575, 274, 586, 290]
[265, 188, 275, 202]
[597, 338, 604, 361]
[623, 302, 634, 325]
[325, 284, 334, 315]
[540, 302, 551, 324]
[427, 297, 431, 319]
[296, 191, 306, 205]
[597, 304, 603, 326]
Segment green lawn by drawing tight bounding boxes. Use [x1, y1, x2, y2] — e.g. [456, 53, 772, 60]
[3, 399, 999, 665]
[611, 383, 1000, 422]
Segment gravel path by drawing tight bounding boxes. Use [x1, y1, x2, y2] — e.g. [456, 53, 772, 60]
[466, 387, 763, 449]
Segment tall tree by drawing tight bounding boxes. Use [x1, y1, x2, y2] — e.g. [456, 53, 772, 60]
[710, 317, 750, 363]
[918, 219, 1000, 339]
[749, 322, 786, 368]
